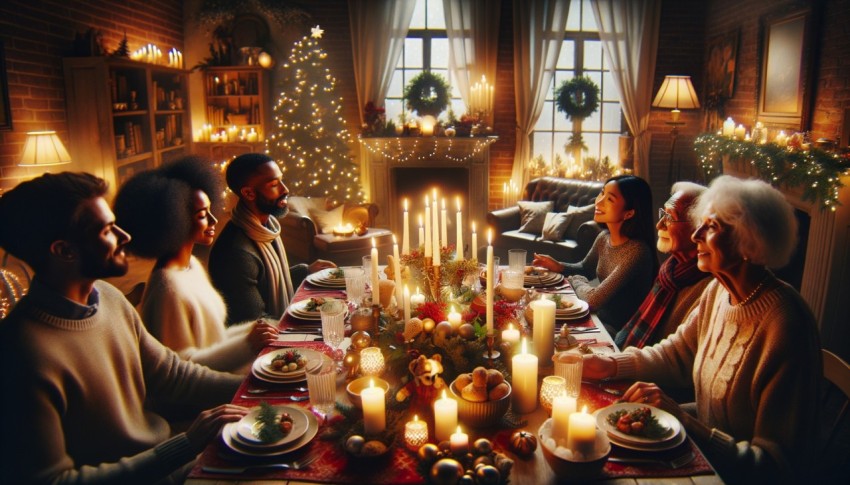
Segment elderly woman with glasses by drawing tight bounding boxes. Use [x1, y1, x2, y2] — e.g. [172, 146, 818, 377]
[583, 176, 821, 484]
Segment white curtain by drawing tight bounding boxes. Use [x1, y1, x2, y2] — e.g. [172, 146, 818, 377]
[348, 0, 416, 199]
[443, 0, 501, 107]
[590, 0, 661, 178]
[511, 0, 571, 189]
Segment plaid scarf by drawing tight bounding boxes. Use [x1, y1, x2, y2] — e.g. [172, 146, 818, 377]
[615, 256, 707, 349]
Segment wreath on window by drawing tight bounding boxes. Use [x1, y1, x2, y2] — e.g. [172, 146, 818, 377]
[555, 76, 600, 121]
[404, 71, 451, 117]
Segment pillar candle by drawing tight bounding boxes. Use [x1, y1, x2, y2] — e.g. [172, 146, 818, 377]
[370, 238, 380, 303]
[392, 235, 403, 308]
[404, 415, 428, 450]
[734, 124, 746, 140]
[455, 197, 463, 261]
[361, 379, 386, 435]
[486, 229, 494, 334]
[403, 285, 411, 322]
[551, 395, 577, 446]
[502, 323, 520, 345]
[447, 306, 462, 330]
[418, 214, 425, 251]
[450, 426, 469, 454]
[440, 198, 448, 250]
[410, 287, 426, 307]
[722, 117, 735, 138]
[567, 406, 596, 454]
[432, 190, 440, 265]
[402, 199, 410, 255]
[511, 338, 538, 413]
[471, 221, 477, 262]
[424, 197, 432, 258]
[434, 389, 457, 442]
[531, 298, 556, 363]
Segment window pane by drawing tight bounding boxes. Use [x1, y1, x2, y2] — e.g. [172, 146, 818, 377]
[536, 101, 555, 131]
[532, 132, 554, 165]
[581, 0, 598, 32]
[553, 70, 574, 100]
[385, 99, 404, 125]
[601, 103, 621, 132]
[601, 134, 620, 162]
[431, 38, 449, 69]
[556, 41, 575, 69]
[585, 71, 603, 92]
[450, 98, 466, 118]
[584, 109, 601, 131]
[387, 70, 404, 98]
[410, 0, 426, 29]
[566, 1, 581, 31]
[554, 132, 571, 159]
[554, 108, 573, 132]
[584, 41, 602, 69]
[583, 133, 601, 159]
[602, 71, 618, 101]
[426, 0, 445, 29]
[404, 39, 423, 68]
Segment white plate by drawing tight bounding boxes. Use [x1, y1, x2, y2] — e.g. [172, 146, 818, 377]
[554, 299, 590, 315]
[234, 405, 310, 447]
[524, 272, 564, 287]
[596, 403, 681, 446]
[258, 348, 323, 377]
[306, 269, 347, 288]
[222, 410, 319, 457]
[287, 300, 322, 320]
[251, 348, 331, 383]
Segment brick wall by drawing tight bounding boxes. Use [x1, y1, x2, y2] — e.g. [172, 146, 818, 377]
[0, 0, 183, 191]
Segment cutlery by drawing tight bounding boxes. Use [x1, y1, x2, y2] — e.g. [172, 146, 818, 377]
[608, 451, 695, 469]
[240, 394, 310, 401]
[581, 380, 623, 396]
[247, 387, 308, 394]
[202, 453, 319, 474]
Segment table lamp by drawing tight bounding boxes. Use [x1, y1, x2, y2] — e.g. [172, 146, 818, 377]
[652, 76, 699, 184]
[19, 131, 72, 167]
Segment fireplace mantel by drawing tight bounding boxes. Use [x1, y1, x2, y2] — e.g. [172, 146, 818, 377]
[360, 137, 495, 238]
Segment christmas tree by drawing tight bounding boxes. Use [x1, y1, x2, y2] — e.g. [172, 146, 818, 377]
[267, 25, 363, 205]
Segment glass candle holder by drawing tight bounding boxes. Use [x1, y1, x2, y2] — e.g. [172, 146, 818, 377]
[404, 414, 428, 450]
[540, 375, 567, 415]
[360, 347, 385, 376]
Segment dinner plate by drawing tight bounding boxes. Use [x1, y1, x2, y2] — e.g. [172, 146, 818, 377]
[287, 300, 322, 320]
[554, 298, 590, 315]
[305, 268, 347, 288]
[556, 309, 591, 321]
[252, 348, 331, 383]
[523, 272, 564, 288]
[234, 405, 310, 448]
[221, 410, 319, 457]
[595, 403, 682, 447]
[258, 348, 324, 377]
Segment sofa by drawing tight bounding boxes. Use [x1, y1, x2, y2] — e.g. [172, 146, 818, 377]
[486, 177, 604, 263]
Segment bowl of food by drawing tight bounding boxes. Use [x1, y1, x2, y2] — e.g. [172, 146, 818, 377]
[346, 376, 390, 408]
[449, 367, 511, 428]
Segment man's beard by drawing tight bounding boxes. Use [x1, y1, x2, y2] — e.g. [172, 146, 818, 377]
[79, 251, 129, 279]
[256, 195, 289, 218]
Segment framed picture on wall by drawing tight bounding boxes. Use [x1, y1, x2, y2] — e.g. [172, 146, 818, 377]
[0, 40, 11, 131]
[705, 30, 738, 100]
[757, 7, 815, 130]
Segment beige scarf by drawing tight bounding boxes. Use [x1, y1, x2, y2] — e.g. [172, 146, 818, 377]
[229, 201, 294, 317]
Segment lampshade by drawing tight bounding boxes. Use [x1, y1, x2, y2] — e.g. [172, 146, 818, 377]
[19, 131, 72, 167]
[652, 76, 700, 110]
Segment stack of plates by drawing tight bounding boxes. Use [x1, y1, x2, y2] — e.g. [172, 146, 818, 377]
[523, 270, 565, 288]
[555, 297, 590, 320]
[305, 268, 346, 288]
[286, 298, 348, 321]
[251, 347, 329, 384]
[221, 405, 318, 457]
[595, 403, 687, 451]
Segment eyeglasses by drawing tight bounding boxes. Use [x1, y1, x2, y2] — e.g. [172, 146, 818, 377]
[658, 208, 686, 225]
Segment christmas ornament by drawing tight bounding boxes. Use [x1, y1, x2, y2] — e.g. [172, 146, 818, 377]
[351, 330, 372, 349]
[430, 458, 463, 485]
[509, 430, 538, 457]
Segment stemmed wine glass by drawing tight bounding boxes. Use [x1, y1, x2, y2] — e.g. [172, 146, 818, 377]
[320, 299, 347, 369]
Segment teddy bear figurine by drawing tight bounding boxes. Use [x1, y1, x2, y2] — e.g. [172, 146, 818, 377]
[395, 354, 446, 409]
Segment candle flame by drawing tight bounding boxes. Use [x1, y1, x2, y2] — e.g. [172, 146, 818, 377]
[371, 237, 376, 248]
[456, 196, 461, 211]
[414, 414, 419, 422]
[488, 228, 492, 245]
[393, 234, 397, 244]
[521, 337, 527, 354]
[419, 214, 423, 226]
[404, 198, 408, 211]
[508, 323, 514, 331]
[442, 389, 447, 400]
[472, 221, 476, 232]
[442, 198, 446, 209]
[425, 195, 429, 207]
[369, 378, 375, 388]
[581, 405, 588, 414]
[456, 425, 462, 434]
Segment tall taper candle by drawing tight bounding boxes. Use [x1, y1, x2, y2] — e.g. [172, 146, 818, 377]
[455, 197, 463, 260]
[486, 229, 494, 334]
[471, 221, 477, 262]
[432, 189, 440, 265]
[370, 238, 380, 304]
[418, 214, 425, 250]
[440, 198, 448, 249]
[531, 297, 556, 363]
[393, 235, 403, 308]
[402, 199, 410, 255]
[424, 197, 432, 258]
[511, 338, 538, 413]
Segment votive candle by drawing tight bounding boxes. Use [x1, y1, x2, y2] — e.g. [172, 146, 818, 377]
[404, 414, 428, 450]
[450, 425, 469, 454]
[502, 323, 520, 345]
[410, 287, 425, 307]
[567, 405, 596, 454]
[447, 306, 462, 330]
[551, 394, 577, 446]
[360, 347, 385, 376]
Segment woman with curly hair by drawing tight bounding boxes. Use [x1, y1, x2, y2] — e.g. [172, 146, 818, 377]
[533, 175, 657, 332]
[114, 156, 278, 372]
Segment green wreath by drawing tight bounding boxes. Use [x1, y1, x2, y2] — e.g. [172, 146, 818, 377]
[404, 71, 451, 117]
[555, 76, 600, 121]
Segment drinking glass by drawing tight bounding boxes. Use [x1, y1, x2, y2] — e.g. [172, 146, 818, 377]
[502, 269, 524, 289]
[320, 299, 347, 366]
[508, 249, 527, 273]
[554, 352, 583, 398]
[343, 267, 365, 307]
[305, 358, 337, 419]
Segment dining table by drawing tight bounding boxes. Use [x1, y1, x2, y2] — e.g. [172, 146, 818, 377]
[185, 271, 723, 485]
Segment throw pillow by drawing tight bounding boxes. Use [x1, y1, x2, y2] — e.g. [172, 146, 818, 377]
[310, 204, 346, 233]
[517, 200, 554, 234]
[541, 212, 571, 241]
[287, 196, 325, 216]
[562, 204, 596, 240]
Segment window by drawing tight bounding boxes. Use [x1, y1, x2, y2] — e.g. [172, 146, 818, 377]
[384, 0, 465, 125]
[532, 0, 623, 172]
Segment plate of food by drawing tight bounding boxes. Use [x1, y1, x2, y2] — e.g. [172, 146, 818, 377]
[595, 403, 681, 447]
[234, 403, 310, 448]
[222, 408, 319, 457]
[523, 266, 565, 287]
[305, 268, 347, 288]
[259, 348, 312, 377]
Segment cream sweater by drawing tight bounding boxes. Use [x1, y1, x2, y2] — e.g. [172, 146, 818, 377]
[141, 256, 254, 372]
[612, 277, 821, 483]
[0, 280, 242, 484]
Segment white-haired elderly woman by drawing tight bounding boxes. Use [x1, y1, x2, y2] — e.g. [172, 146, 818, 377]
[582, 175, 820, 484]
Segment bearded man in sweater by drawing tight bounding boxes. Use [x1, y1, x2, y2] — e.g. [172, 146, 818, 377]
[0, 172, 247, 484]
[209, 153, 335, 325]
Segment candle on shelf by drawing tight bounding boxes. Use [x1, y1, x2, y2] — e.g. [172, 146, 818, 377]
[734, 124, 746, 140]
[228, 125, 238, 142]
[418, 214, 425, 251]
[447, 306, 462, 331]
[410, 287, 426, 307]
[471, 221, 477, 262]
[550, 394, 577, 446]
[502, 323, 520, 345]
[392, 235, 403, 309]
[434, 389, 458, 442]
[246, 128, 259, 143]
[403, 285, 411, 322]
[455, 197, 463, 261]
[370, 238, 380, 304]
[402, 199, 410, 255]
[361, 379, 386, 435]
[440, 198, 448, 250]
[420, 115, 436, 136]
[567, 406, 597, 455]
[744, 132, 752, 142]
[360, 347, 385, 376]
[424, 197, 432, 258]
[432, 189, 440, 266]
[486, 229, 494, 334]
[450, 426, 469, 454]
[531, 297, 556, 363]
[722, 117, 735, 138]
[404, 415, 428, 450]
[512, 338, 538, 413]
[776, 130, 789, 147]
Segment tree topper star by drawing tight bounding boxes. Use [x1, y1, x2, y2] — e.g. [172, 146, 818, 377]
[311, 25, 324, 38]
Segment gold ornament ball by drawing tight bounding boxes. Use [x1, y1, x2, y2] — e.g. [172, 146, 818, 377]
[430, 458, 464, 485]
[434, 321, 453, 339]
[421, 317, 436, 333]
[343, 349, 360, 369]
[458, 474, 475, 485]
[418, 443, 440, 463]
[457, 323, 475, 340]
[345, 435, 365, 454]
[257, 51, 273, 68]
[351, 330, 372, 349]
[475, 465, 501, 485]
[473, 438, 494, 455]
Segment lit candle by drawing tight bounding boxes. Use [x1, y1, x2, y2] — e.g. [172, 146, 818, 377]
[440, 198, 448, 250]
[471, 221, 477, 262]
[418, 214, 425, 251]
[447, 306, 462, 330]
[776, 131, 788, 147]
[370, 238, 380, 304]
[246, 128, 259, 143]
[402, 199, 410, 255]
[393, 235, 403, 309]
[511, 338, 538, 413]
[501, 323, 520, 345]
[360, 347, 385, 376]
[432, 189, 440, 265]
[567, 406, 596, 455]
[434, 389, 457, 442]
[228, 125, 238, 141]
[734, 124, 746, 140]
[403, 285, 411, 322]
[424, 197, 432, 258]
[404, 415, 428, 450]
[551, 395, 577, 446]
[455, 197, 463, 261]
[361, 379, 386, 435]
[410, 287, 426, 307]
[486, 229, 494, 334]
[531, 297, 556, 363]
[450, 425, 469, 454]
[722, 117, 735, 138]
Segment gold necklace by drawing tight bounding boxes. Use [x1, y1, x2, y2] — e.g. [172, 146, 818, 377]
[732, 273, 770, 306]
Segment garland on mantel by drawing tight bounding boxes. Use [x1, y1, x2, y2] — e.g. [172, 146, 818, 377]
[694, 133, 850, 210]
